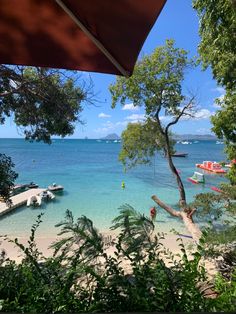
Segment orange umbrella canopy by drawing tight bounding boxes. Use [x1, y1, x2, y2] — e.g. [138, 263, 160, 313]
[0, 0, 166, 76]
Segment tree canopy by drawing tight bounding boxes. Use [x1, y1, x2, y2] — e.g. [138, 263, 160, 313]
[193, 0, 236, 184]
[0, 154, 18, 203]
[110, 39, 196, 201]
[193, 0, 236, 88]
[0, 65, 90, 143]
[110, 40, 202, 241]
[118, 118, 175, 170]
[192, 0, 236, 244]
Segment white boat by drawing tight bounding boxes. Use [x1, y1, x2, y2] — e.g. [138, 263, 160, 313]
[48, 183, 64, 192]
[188, 172, 205, 184]
[216, 141, 224, 144]
[40, 190, 55, 200]
[27, 195, 42, 207]
[181, 141, 192, 145]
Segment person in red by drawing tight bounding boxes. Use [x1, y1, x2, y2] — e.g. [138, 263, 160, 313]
[150, 206, 157, 221]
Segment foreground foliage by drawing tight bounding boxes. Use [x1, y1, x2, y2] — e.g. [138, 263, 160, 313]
[0, 207, 235, 312]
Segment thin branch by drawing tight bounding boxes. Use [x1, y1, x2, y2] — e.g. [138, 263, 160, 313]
[165, 96, 195, 134]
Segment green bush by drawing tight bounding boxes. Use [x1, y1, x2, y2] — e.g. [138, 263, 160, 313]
[0, 205, 235, 312]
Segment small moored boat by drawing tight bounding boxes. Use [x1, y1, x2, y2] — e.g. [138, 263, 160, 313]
[48, 183, 64, 192]
[11, 184, 28, 195]
[27, 195, 42, 207]
[188, 172, 205, 184]
[210, 186, 223, 193]
[171, 152, 188, 157]
[181, 141, 192, 144]
[28, 182, 39, 189]
[40, 190, 55, 201]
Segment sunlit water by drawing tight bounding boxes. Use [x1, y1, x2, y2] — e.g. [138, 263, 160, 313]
[0, 139, 227, 237]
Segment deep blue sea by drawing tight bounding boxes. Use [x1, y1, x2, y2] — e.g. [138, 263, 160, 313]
[0, 139, 227, 237]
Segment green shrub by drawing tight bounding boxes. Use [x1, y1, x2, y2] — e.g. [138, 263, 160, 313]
[0, 206, 235, 312]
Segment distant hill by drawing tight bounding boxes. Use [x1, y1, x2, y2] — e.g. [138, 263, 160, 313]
[101, 133, 120, 140]
[100, 133, 217, 141]
[173, 134, 218, 141]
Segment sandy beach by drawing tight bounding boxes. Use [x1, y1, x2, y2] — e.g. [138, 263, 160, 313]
[0, 232, 194, 263]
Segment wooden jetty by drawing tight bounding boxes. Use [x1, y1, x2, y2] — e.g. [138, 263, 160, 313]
[0, 188, 45, 217]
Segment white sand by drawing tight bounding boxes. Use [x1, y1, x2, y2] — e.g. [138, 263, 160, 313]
[0, 233, 194, 263]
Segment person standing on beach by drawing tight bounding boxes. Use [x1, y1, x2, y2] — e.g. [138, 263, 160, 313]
[150, 206, 157, 221]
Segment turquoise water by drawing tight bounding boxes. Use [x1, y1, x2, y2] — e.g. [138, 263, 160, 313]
[0, 139, 227, 237]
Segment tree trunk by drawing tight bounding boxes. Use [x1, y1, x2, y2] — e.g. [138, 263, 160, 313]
[153, 117, 201, 241]
[180, 211, 202, 242]
[164, 133, 186, 207]
[152, 195, 202, 242]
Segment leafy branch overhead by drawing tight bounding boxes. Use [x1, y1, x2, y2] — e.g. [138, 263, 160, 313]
[0, 65, 94, 143]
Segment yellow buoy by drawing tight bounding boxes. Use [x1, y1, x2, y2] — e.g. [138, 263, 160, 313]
[121, 181, 125, 189]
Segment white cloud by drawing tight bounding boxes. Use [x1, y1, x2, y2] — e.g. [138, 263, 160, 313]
[98, 112, 111, 118]
[122, 103, 139, 111]
[125, 114, 145, 121]
[194, 109, 213, 120]
[159, 116, 172, 122]
[94, 120, 127, 134]
[212, 87, 225, 94]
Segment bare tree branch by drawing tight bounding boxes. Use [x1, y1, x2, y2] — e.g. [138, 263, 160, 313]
[165, 96, 195, 134]
[151, 195, 181, 217]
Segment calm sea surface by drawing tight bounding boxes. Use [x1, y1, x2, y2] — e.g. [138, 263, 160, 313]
[0, 139, 227, 237]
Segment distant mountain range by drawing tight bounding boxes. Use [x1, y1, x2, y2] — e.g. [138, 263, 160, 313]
[100, 133, 121, 140]
[100, 133, 218, 141]
[173, 134, 218, 141]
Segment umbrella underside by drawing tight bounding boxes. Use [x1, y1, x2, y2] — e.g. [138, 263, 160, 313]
[0, 0, 166, 76]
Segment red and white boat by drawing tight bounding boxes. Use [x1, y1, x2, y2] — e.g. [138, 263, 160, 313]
[196, 161, 226, 174]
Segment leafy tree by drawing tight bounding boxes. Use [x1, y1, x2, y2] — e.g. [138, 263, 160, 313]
[0, 154, 18, 204]
[193, 0, 236, 184]
[211, 99, 236, 185]
[0, 65, 93, 201]
[0, 65, 89, 143]
[192, 0, 236, 88]
[110, 40, 201, 241]
[193, 0, 236, 246]
[118, 118, 176, 170]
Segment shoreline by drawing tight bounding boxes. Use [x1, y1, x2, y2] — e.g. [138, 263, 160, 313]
[0, 231, 194, 264]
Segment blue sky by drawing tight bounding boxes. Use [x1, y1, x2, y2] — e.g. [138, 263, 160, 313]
[0, 0, 224, 139]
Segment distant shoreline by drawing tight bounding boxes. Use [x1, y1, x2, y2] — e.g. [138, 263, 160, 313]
[0, 136, 220, 141]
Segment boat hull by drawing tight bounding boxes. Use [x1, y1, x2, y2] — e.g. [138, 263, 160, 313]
[196, 164, 226, 173]
[210, 186, 223, 193]
[171, 153, 188, 157]
[27, 195, 41, 206]
[187, 177, 204, 184]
